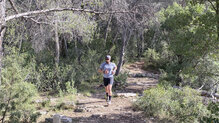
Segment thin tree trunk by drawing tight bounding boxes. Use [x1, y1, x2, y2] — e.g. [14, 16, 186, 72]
[116, 28, 132, 76]
[64, 37, 68, 57]
[0, 0, 6, 86]
[1, 95, 11, 123]
[112, 33, 118, 44]
[74, 36, 78, 57]
[116, 29, 126, 76]
[176, 55, 183, 86]
[18, 38, 23, 53]
[136, 31, 144, 58]
[137, 32, 141, 58]
[0, 30, 5, 86]
[214, 84, 219, 94]
[104, 14, 113, 46]
[55, 20, 60, 66]
[140, 32, 144, 57]
[217, 0, 219, 40]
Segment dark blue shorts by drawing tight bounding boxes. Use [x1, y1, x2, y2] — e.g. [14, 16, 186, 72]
[103, 77, 114, 86]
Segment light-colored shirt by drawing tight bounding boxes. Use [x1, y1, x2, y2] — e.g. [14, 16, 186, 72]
[100, 62, 116, 78]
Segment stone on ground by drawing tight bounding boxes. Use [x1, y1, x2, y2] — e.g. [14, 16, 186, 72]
[116, 93, 137, 97]
[53, 114, 72, 123]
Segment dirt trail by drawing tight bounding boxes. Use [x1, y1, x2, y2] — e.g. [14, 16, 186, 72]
[39, 61, 158, 123]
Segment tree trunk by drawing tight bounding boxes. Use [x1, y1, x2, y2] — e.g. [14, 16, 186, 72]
[217, 0, 219, 40]
[55, 20, 60, 66]
[18, 38, 23, 53]
[1, 94, 11, 123]
[104, 14, 113, 46]
[137, 32, 143, 58]
[116, 28, 132, 76]
[140, 32, 144, 57]
[0, 0, 6, 86]
[176, 55, 183, 86]
[116, 30, 127, 76]
[63, 37, 68, 57]
[60, 34, 68, 58]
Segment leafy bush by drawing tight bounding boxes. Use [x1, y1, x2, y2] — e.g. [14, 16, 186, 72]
[158, 2, 219, 87]
[143, 48, 169, 71]
[58, 81, 77, 97]
[114, 72, 128, 89]
[201, 102, 219, 122]
[26, 62, 76, 94]
[134, 85, 209, 122]
[143, 48, 161, 70]
[0, 52, 39, 123]
[31, 48, 100, 93]
[158, 70, 179, 86]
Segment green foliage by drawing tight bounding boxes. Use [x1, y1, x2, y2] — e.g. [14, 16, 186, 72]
[158, 70, 178, 86]
[56, 12, 97, 43]
[160, 2, 217, 63]
[134, 85, 209, 122]
[157, 2, 218, 87]
[183, 54, 219, 89]
[33, 63, 76, 93]
[114, 72, 128, 89]
[9, 111, 40, 123]
[143, 48, 162, 71]
[55, 103, 69, 110]
[41, 99, 51, 108]
[0, 51, 39, 123]
[58, 81, 77, 97]
[15, 40, 101, 95]
[201, 102, 219, 122]
[143, 47, 173, 72]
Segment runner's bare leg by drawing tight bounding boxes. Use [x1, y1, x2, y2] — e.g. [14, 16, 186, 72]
[105, 86, 108, 94]
[108, 84, 112, 96]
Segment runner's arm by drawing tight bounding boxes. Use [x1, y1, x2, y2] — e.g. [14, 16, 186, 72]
[113, 66, 117, 72]
[112, 64, 117, 74]
[98, 63, 104, 73]
[98, 68, 103, 73]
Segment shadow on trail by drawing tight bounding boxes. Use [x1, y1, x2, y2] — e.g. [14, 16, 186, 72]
[70, 112, 146, 123]
[77, 101, 106, 105]
[113, 81, 158, 94]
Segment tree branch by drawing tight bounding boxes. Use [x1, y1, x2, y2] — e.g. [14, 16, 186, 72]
[6, 8, 133, 22]
[8, 0, 19, 13]
[8, 0, 51, 25]
[1, 93, 11, 123]
[0, 25, 6, 36]
[208, 0, 217, 11]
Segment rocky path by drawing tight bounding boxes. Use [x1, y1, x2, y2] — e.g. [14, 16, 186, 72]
[40, 61, 159, 123]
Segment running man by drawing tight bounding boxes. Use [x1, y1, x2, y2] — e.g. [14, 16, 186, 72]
[98, 55, 117, 105]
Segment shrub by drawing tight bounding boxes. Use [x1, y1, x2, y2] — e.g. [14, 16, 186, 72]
[143, 48, 169, 71]
[114, 72, 128, 89]
[29, 63, 76, 93]
[201, 102, 219, 122]
[0, 52, 39, 123]
[134, 85, 209, 122]
[143, 48, 161, 70]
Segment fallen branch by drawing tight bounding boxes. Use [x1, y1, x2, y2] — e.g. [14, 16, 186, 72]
[199, 90, 219, 99]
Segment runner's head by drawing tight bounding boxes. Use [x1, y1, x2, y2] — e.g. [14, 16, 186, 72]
[105, 55, 111, 63]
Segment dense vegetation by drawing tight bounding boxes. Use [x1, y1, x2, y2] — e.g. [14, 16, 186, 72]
[134, 86, 209, 122]
[0, 0, 218, 122]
